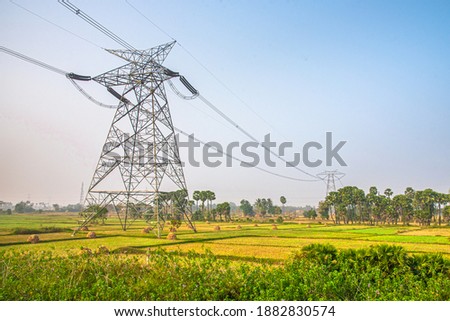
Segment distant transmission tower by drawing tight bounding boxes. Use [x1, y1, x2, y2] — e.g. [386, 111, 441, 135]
[317, 170, 345, 196]
[79, 182, 84, 206]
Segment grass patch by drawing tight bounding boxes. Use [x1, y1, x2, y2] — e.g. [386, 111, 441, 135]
[363, 234, 450, 244]
[11, 226, 69, 235]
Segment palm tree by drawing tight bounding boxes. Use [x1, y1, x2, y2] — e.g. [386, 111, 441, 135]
[353, 187, 366, 224]
[192, 191, 201, 212]
[254, 198, 268, 216]
[188, 200, 195, 214]
[206, 191, 216, 220]
[171, 189, 188, 220]
[366, 186, 379, 224]
[384, 188, 393, 199]
[199, 191, 208, 219]
[325, 192, 339, 224]
[267, 198, 274, 214]
[383, 189, 394, 223]
[216, 202, 231, 222]
[393, 194, 413, 225]
[280, 196, 286, 214]
[435, 192, 446, 226]
[414, 189, 437, 225]
[404, 187, 415, 199]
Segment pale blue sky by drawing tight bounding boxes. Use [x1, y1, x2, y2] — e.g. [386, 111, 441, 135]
[0, 0, 449, 206]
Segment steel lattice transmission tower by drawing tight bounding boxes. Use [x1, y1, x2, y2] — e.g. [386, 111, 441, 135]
[317, 170, 345, 196]
[77, 41, 196, 236]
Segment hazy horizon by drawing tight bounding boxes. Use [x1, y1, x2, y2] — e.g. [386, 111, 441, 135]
[1, 0, 449, 207]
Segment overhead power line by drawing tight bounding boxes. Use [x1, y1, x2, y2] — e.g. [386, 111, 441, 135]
[12, 0, 322, 182]
[0, 46, 117, 109]
[58, 0, 135, 50]
[124, 0, 291, 141]
[124, 0, 321, 181]
[198, 94, 320, 180]
[0, 46, 68, 75]
[10, 0, 101, 48]
[168, 77, 320, 181]
[174, 127, 316, 182]
[6, 1, 324, 183]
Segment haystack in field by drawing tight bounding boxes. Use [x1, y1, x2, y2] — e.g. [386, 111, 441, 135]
[97, 245, 109, 254]
[167, 232, 177, 240]
[214, 225, 221, 231]
[169, 227, 177, 232]
[87, 231, 97, 239]
[142, 226, 152, 233]
[80, 226, 89, 231]
[80, 247, 93, 255]
[254, 224, 259, 227]
[27, 234, 39, 244]
[272, 224, 278, 230]
[236, 225, 242, 230]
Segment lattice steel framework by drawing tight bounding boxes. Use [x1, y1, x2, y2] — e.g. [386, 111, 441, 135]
[76, 41, 196, 236]
[317, 170, 345, 196]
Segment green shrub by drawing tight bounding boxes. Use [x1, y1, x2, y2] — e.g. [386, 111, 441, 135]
[0, 245, 448, 301]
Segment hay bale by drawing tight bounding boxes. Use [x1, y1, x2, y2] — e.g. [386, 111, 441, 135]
[97, 245, 109, 254]
[206, 221, 210, 224]
[167, 232, 177, 240]
[87, 231, 97, 239]
[272, 225, 278, 230]
[236, 225, 242, 230]
[27, 234, 39, 244]
[80, 226, 89, 231]
[307, 224, 311, 228]
[214, 225, 221, 231]
[169, 227, 177, 232]
[80, 247, 93, 255]
[142, 226, 152, 233]
[253, 224, 259, 227]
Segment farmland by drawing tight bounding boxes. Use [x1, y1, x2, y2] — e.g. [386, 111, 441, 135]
[1, 213, 449, 300]
[1, 213, 449, 260]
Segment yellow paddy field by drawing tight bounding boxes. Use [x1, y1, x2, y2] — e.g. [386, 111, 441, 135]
[1, 213, 449, 261]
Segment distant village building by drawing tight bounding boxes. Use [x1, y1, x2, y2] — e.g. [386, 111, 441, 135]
[0, 201, 14, 211]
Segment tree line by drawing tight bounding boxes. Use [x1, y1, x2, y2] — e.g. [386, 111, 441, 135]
[0, 201, 82, 214]
[239, 196, 287, 216]
[318, 186, 450, 225]
[192, 190, 231, 221]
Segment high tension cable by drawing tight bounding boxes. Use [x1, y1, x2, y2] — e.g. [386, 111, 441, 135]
[1, 46, 68, 75]
[0, 46, 116, 109]
[58, 0, 135, 50]
[169, 74, 321, 181]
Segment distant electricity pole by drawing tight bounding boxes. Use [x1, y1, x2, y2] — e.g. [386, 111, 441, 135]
[317, 170, 345, 196]
[79, 182, 84, 207]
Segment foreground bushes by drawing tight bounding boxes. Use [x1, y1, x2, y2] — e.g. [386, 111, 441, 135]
[0, 244, 448, 300]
